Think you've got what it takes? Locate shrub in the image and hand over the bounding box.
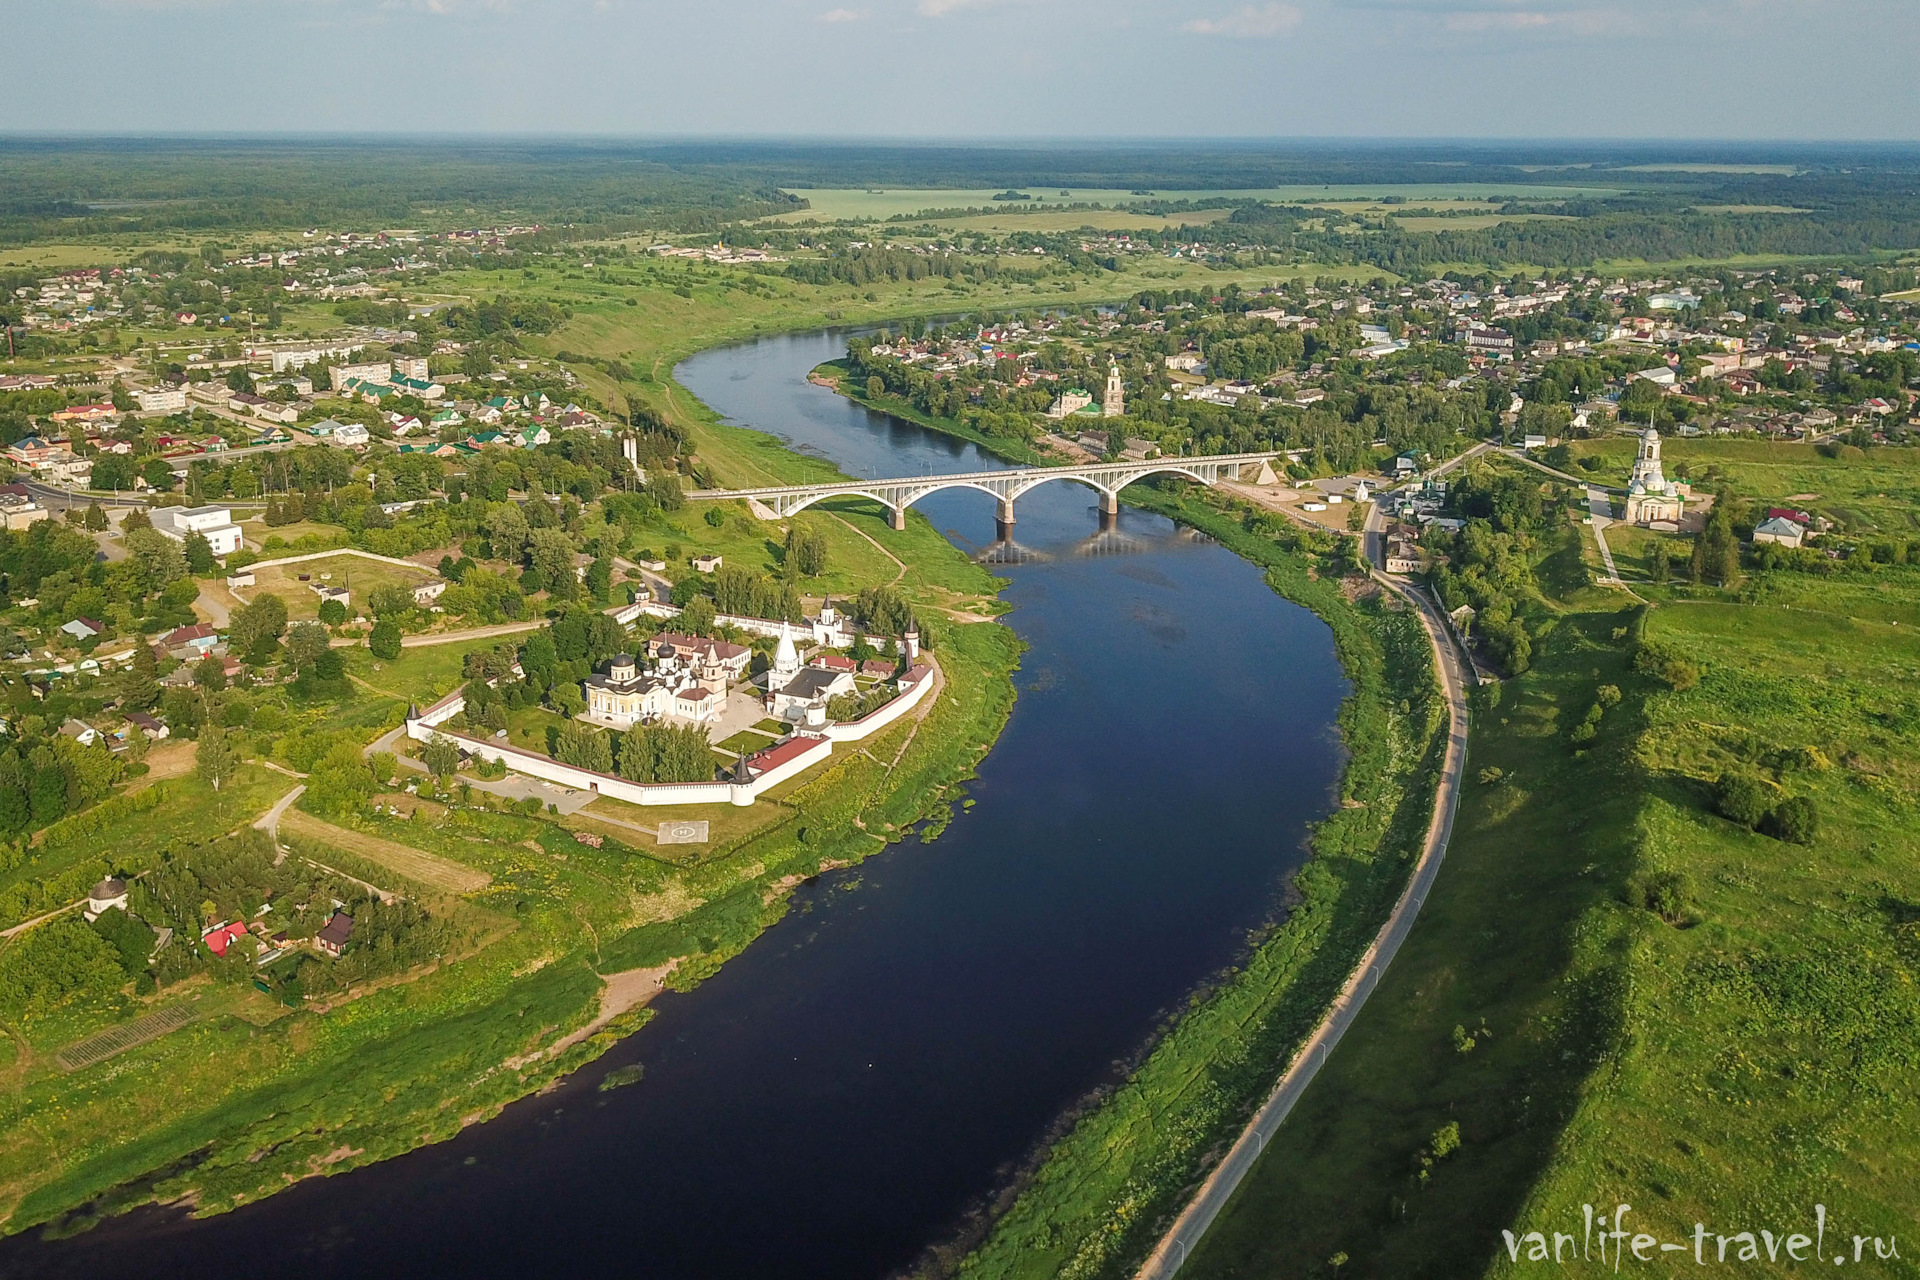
[1763,795,1818,845]
[1429,1121,1461,1159]
[1715,774,1770,829]
[318,598,348,626]
[1628,869,1691,923]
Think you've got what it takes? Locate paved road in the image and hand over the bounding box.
[1586,485,1624,583]
[1135,512,1475,1280]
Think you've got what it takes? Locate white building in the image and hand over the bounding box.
[331,422,371,446]
[151,505,245,556]
[329,361,392,392]
[269,343,363,373]
[135,387,187,414]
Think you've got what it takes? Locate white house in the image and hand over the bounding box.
[151,505,245,556]
[331,422,371,447]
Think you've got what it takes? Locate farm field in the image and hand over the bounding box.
[766,184,1626,223]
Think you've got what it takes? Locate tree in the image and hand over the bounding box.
[422,734,461,778]
[485,503,530,562]
[368,618,402,660]
[196,720,236,791]
[29,765,66,824]
[0,749,29,833]
[785,524,828,577]
[285,620,331,672]
[1715,774,1769,829]
[318,598,348,626]
[124,528,188,593]
[680,596,717,636]
[1648,539,1671,584]
[182,531,218,576]
[82,502,108,532]
[140,457,178,491]
[1764,795,1818,845]
[125,644,160,710]
[368,584,413,618]
[230,593,288,659]
[528,528,577,601]
[194,654,227,691]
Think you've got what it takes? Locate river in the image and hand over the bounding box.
[2,328,1348,1279]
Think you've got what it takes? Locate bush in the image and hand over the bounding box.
[1628,869,1691,923]
[1763,795,1818,845]
[318,599,348,626]
[368,618,403,661]
[1715,774,1770,829]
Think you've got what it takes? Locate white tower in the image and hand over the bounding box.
[1102,362,1125,418]
[773,624,800,680]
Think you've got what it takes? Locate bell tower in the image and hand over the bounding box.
[1102,362,1124,418]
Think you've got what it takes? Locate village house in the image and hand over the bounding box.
[314,911,354,958]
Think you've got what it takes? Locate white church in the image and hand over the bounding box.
[1622,427,1690,527]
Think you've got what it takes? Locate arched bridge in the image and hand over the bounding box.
[688,451,1284,531]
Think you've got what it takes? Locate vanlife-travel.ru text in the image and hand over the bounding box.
[1502,1205,1901,1268]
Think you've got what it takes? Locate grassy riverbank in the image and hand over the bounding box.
[952,484,1449,1280]
[811,359,1050,467]
[1178,538,1920,1277]
[0,297,1028,1237]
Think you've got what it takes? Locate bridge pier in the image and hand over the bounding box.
[1098,508,1119,532]
[995,497,1017,528]
[1098,490,1120,517]
[888,506,907,532]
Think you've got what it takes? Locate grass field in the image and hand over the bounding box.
[277,809,492,894]
[1566,437,1920,535]
[244,551,435,622]
[1177,539,1920,1278]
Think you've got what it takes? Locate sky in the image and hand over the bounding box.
[7,0,1919,140]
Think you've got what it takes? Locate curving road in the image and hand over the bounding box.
[1135,492,1474,1280]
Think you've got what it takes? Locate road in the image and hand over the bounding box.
[1135,501,1476,1280]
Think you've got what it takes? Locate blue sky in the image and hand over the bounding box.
[9,0,1918,139]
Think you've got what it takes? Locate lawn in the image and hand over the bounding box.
[1178,551,1920,1278]
[244,551,436,622]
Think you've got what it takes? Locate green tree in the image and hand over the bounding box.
[680,596,717,636]
[230,593,288,660]
[285,620,330,672]
[1715,774,1769,828]
[318,598,348,626]
[368,618,402,660]
[368,584,413,618]
[196,720,236,791]
[785,524,829,577]
[1764,795,1818,845]
[125,644,160,710]
[422,734,461,778]
[29,766,67,824]
[82,502,108,532]
[194,654,227,691]
[124,527,188,593]
[0,749,29,833]
[182,531,218,576]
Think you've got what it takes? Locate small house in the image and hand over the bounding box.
[61,617,104,642]
[314,911,355,958]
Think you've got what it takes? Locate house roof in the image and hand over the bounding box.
[164,623,217,645]
[316,911,355,948]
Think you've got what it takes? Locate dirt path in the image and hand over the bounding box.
[254,784,306,838]
[829,512,911,586]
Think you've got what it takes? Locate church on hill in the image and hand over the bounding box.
[1623,427,1690,527]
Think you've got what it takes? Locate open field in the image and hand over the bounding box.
[277,809,492,894]
[243,551,436,621]
[766,184,1626,223]
[1564,438,1920,534]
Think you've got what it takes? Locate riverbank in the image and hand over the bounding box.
[1174,550,1920,1278]
[951,485,1450,1280]
[810,359,1050,468]
[0,375,1025,1244]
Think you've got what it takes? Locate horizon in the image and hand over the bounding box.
[14,0,1920,141]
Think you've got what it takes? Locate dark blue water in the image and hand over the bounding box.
[1,329,1347,1280]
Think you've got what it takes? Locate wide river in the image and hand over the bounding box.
[5,329,1347,1279]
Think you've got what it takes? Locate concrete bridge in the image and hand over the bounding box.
[688,451,1284,533]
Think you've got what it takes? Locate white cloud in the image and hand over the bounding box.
[816,6,863,18]
[1182,2,1302,35]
